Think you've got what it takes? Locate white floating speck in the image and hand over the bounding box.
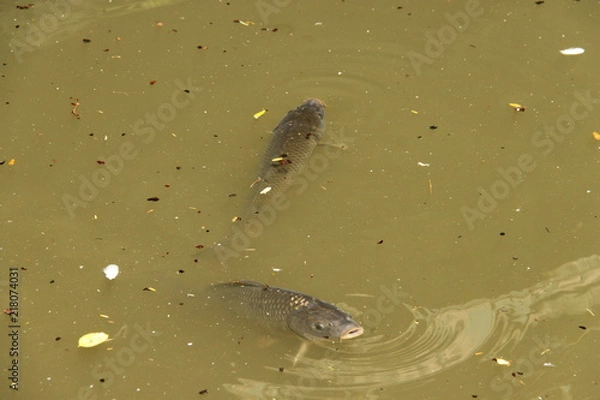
[259,187,272,195]
[272,268,282,272]
[417,162,430,167]
[559,47,585,55]
[103,264,119,280]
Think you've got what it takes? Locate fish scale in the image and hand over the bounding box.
[223,282,313,330]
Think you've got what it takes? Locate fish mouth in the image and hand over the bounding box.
[340,326,364,340]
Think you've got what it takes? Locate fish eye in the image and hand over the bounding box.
[314,322,325,330]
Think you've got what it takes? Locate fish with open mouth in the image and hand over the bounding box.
[211,280,364,341]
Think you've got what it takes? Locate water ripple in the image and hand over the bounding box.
[224,255,600,399]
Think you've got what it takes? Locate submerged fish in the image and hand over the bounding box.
[214,99,326,262]
[211,280,364,341]
[243,98,326,220]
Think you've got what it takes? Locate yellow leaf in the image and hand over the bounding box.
[508,103,525,112]
[253,109,268,119]
[78,332,109,348]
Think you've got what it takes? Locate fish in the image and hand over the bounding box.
[242,98,326,221]
[210,280,364,341]
[213,99,326,263]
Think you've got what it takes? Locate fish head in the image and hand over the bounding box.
[294,98,326,140]
[287,300,364,341]
[301,98,326,118]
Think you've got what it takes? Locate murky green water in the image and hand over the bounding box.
[1,1,599,399]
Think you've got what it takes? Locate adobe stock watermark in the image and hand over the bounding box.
[408,0,484,76]
[77,322,161,400]
[461,89,599,230]
[490,334,564,399]
[61,77,200,218]
[360,281,409,331]
[255,0,291,24]
[212,127,355,265]
[9,0,85,64]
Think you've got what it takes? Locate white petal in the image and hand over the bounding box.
[103,264,119,280]
[559,47,585,55]
[78,332,109,348]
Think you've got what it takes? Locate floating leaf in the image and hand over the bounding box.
[78,332,109,348]
[253,109,268,119]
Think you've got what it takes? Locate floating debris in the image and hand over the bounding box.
[78,332,110,348]
[559,47,584,56]
[103,264,119,280]
[253,109,268,119]
[508,103,526,112]
[70,97,81,119]
[233,19,254,26]
[492,357,511,366]
[586,308,596,316]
